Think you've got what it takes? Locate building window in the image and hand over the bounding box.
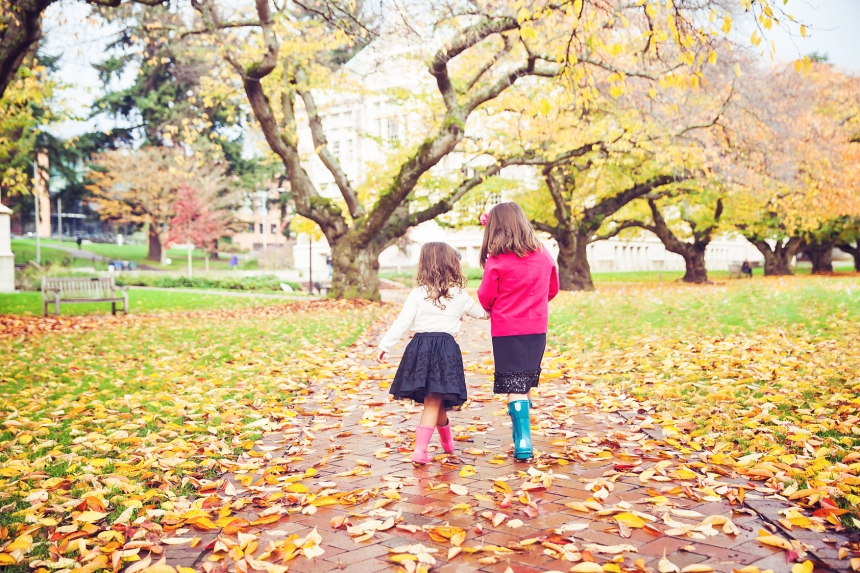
[332,140,340,160]
[259,223,264,234]
[387,119,399,142]
[488,192,502,205]
[271,224,277,235]
[344,139,353,162]
[248,222,255,233]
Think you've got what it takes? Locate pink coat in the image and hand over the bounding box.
[477,247,559,337]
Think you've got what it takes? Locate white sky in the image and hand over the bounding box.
[42,0,860,140]
[740,0,860,71]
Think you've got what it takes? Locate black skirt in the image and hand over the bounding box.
[492,333,546,394]
[390,332,467,409]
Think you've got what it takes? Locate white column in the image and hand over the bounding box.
[0,203,14,292]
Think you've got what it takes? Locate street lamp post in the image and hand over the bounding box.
[32,160,40,265]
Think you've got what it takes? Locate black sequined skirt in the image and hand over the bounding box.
[390,332,467,409]
[492,333,546,394]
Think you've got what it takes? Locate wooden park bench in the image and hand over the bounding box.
[42,276,129,317]
[728,263,742,279]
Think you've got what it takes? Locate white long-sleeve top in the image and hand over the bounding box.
[378,287,488,353]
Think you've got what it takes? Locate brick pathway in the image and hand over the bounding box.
[165,314,851,573]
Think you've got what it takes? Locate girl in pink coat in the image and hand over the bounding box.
[477,202,559,461]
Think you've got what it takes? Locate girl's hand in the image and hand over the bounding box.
[376,350,386,363]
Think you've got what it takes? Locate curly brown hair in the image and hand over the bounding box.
[480,202,541,267]
[416,242,467,309]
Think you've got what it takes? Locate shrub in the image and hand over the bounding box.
[114,275,300,292]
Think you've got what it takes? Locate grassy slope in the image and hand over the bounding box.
[0,289,295,316]
[11,240,105,269]
[12,239,256,271]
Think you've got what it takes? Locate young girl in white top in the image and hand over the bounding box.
[377,242,488,465]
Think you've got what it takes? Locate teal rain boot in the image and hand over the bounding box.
[508,400,533,461]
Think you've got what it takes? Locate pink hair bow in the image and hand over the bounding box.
[480,212,489,227]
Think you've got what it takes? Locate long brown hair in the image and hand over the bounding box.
[416,242,467,309]
[480,202,541,267]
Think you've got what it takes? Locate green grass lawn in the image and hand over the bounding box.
[11,240,107,269]
[548,275,860,345]
[13,238,256,271]
[0,289,298,316]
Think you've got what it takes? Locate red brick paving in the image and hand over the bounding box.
[162,313,851,573]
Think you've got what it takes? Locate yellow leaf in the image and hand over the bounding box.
[570,563,604,573]
[757,535,793,551]
[75,511,108,523]
[6,535,32,552]
[791,561,813,573]
[615,512,645,528]
[285,483,309,493]
[493,481,512,494]
[538,99,551,115]
[459,465,476,478]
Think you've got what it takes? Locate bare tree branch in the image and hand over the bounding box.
[466,58,560,113]
[533,220,558,234]
[590,220,644,242]
[463,35,513,93]
[429,16,519,111]
[294,67,363,218]
[178,20,261,39]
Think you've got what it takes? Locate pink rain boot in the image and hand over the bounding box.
[412,425,435,465]
[436,421,455,453]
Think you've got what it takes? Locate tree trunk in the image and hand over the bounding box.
[556,229,594,291]
[330,241,382,300]
[680,247,709,283]
[837,244,860,272]
[146,223,164,263]
[750,238,800,276]
[805,242,834,274]
[0,0,55,99]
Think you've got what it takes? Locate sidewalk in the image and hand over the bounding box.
[161,315,847,573]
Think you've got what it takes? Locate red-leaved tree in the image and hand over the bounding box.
[166,185,229,252]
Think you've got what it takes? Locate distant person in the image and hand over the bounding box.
[326,255,333,279]
[76,236,82,250]
[229,255,239,269]
[741,260,752,278]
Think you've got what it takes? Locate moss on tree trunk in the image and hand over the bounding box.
[330,243,381,300]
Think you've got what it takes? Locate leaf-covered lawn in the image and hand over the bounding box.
[0,290,297,317]
[548,276,860,526]
[0,300,384,570]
